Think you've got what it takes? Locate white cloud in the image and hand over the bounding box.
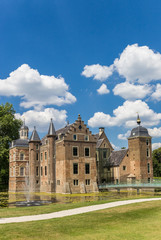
[15,108,67,132]
[113,82,152,100]
[97,84,110,95]
[0,64,76,109]
[152,143,161,150]
[81,64,113,81]
[118,130,131,140]
[148,127,161,138]
[88,100,161,128]
[151,84,161,101]
[114,44,161,84]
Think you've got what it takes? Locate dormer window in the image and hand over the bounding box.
[73,134,77,141]
[84,135,89,141]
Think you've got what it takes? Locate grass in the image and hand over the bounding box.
[0,200,161,239]
[0,191,159,218]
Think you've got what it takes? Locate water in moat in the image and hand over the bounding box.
[0,190,161,208]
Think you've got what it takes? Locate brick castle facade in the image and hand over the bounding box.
[9,114,153,193]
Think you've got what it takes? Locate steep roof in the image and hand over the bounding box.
[56,124,72,135]
[108,149,128,167]
[96,138,104,148]
[48,119,56,136]
[29,127,40,142]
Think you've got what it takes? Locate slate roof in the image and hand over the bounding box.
[56,124,72,135]
[11,139,29,148]
[129,125,151,138]
[48,119,56,136]
[96,138,104,148]
[30,128,40,142]
[107,149,128,167]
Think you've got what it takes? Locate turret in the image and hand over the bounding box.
[29,126,41,192]
[47,119,56,192]
[19,120,29,140]
[128,115,153,183]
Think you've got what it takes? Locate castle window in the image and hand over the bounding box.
[41,167,43,176]
[73,179,79,185]
[85,163,90,174]
[20,167,24,176]
[73,163,78,174]
[147,163,150,173]
[20,153,24,160]
[36,153,39,161]
[73,147,78,156]
[36,167,39,176]
[148,178,151,183]
[73,134,77,141]
[103,150,107,159]
[85,179,90,185]
[24,132,27,136]
[84,135,89,141]
[146,139,149,146]
[36,144,39,150]
[36,180,39,184]
[45,166,47,175]
[147,148,150,157]
[40,153,43,161]
[45,152,47,160]
[85,147,90,157]
[123,166,126,171]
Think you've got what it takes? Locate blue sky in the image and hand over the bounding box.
[1,0,161,149]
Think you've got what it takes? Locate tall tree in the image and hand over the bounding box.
[0,103,22,187]
[152,147,161,177]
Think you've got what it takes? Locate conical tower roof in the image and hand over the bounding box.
[48,118,56,136]
[29,127,40,142]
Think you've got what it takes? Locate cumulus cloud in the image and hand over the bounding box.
[97,84,110,95]
[81,64,113,81]
[0,64,76,109]
[113,82,152,100]
[151,84,161,101]
[15,108,67,132]
[114,44,161,84]
[118,130,131,140]
[148,127,161,138]
[88,100,161,128]
[152,143,161,150]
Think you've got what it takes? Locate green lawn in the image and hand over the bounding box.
[0,200,161,240]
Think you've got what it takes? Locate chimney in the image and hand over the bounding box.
[99,127,104,136]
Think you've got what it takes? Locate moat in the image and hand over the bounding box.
[0,190,161,208]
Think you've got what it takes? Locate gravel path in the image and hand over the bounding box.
[0,198,161,224]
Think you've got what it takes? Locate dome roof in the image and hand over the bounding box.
[129,125,151,138]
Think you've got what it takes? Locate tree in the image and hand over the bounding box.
[0,103,22,188]
[152,147,161,177]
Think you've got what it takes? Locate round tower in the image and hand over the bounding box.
[29,126,41,192]
[47,118,56,192]
[128,115,153,183]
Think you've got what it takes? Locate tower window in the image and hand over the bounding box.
[85,179,90,185]
[41,167,43,176]
[85,163,90,174]
[146,139,149,146]
[147,163,150,173]
[147,148,150,157]
[36,167,39,176]
[45,166,47,175]
[40,153,43,161]
[103,150,107,159]
[73,163,78,174]
[45,152,47,160]
[20,167,24,176]
[36,153,39,161]
[36,144,39,150]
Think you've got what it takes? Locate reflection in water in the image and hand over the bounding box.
[0,190,160,208]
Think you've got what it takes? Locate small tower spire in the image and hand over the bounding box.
[137,113,141,126]
[48,118,56,136]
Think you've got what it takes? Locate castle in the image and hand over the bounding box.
[9,114,153,193]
